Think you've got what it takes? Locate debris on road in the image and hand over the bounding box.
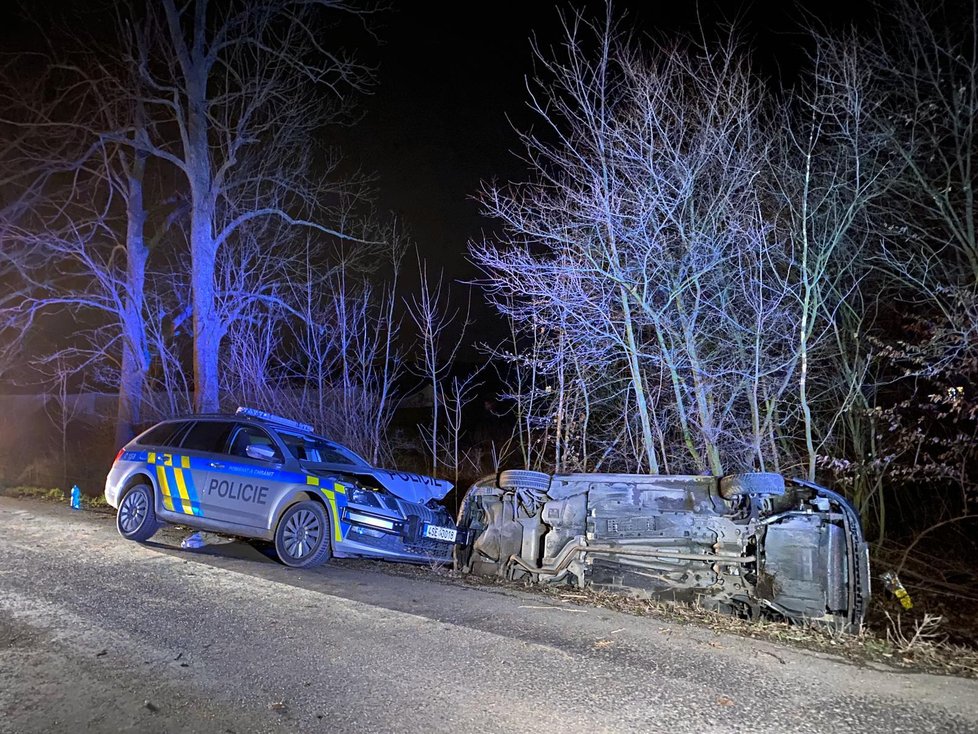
[180,532,207,549]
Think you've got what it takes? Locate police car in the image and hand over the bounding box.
[105,407,462,568]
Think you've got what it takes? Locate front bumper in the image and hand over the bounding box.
[336,503,464,563]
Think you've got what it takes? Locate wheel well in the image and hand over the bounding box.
[273,490,329,527]
[123,473,154,496]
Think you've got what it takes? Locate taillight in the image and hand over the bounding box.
[112,449,125,465]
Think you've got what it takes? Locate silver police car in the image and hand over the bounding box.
[105,407,462,568]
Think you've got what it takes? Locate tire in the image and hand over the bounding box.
[274,500,332,569]
[497,469,552,493]
[116,483,160,542]
[719,472,786,499]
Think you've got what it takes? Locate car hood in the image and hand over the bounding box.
[309,464,453,505]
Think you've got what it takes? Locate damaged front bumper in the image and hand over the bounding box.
[335,500,465,564]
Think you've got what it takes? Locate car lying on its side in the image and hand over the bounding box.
[105,407,462,568]
[455,470,871,630]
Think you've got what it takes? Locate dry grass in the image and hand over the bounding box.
[0,485,66,502]
[85,493,110,508]
[0,484,113,509]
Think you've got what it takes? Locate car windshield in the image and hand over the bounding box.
[277,432,368,467]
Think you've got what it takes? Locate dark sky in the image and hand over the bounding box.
[0,0,872,375]
[0,0,871,280]
[350,0,869,282]
[0,0,869,285]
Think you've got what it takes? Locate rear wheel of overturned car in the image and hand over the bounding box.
[116,483,160,542]
[274,500,332,569]
[719,472,786,499]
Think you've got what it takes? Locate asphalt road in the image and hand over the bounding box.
[1,496,977,734]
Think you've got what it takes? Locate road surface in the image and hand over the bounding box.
[1,496,976,733]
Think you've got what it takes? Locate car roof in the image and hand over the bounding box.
[143,412,371,466]
[156,409,325,438]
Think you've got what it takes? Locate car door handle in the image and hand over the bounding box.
[209,462,226,470]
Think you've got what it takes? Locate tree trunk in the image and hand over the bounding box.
[190,215,220,412]
[115,148,150,447]
[116,338,148,446]
[186,59,221,413]
[618,287,660,473]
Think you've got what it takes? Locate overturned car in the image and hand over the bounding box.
[456,470,871,630]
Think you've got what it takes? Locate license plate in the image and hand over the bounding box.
[423,524,457,543]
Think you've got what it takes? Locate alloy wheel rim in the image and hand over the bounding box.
[283,509,322,559]
[119,490,148,533]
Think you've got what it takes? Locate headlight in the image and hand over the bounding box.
[350,486,382,507]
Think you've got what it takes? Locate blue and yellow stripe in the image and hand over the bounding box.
[306,476,348,543]
[126,449,350,538]
[148,452,203,517]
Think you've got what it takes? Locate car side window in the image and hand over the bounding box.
[278,432,366,466]
[279,433,310,460]
[179,421,234,453]
[135,422,184,448]
[226,424,283,462]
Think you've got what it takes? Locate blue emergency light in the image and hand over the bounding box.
[235,406,315,434]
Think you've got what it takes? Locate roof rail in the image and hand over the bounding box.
[235,406,315,434]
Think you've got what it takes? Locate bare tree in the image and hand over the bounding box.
[875,0,978,287]
[858,0,978,518]
[474,11,803,476]
[0,23,170,446]
[770,26,891,482]
[442,368,484,488]
[406,260,468,475]
[219,217,406,462]
[40,355,87,490]
[128,0,376,411]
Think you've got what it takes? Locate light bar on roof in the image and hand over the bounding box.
[235,406,315,434]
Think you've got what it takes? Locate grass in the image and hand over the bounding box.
[0,484,110,509]
[0,485,66,502]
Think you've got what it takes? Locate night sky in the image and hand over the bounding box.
[0,0,870,283]
[350,0,868,282]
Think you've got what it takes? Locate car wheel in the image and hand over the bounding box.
[274,500,332,569]
[498,469,551,493]
[116,483,160,542]
[719,472,786,499]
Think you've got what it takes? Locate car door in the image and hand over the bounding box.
[206,423,288,528]
[169,420,235,520]
[138,421,194,518]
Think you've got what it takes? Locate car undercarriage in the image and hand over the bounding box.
[455,471,871,631]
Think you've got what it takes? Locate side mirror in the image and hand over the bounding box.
[245,444,277,462]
